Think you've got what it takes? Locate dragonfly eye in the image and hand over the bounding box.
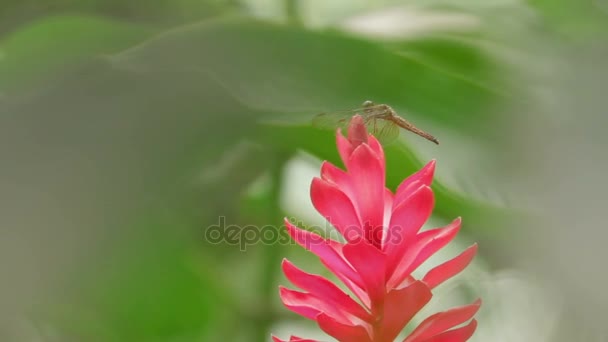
[362,100,374,108]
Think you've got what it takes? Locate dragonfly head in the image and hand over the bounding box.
[362,100,375,108]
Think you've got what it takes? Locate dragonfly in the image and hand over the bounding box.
[312,100,439,145]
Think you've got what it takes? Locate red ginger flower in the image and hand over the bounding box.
[273,115,480,342]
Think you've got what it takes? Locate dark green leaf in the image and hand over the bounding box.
[110,17,509,140]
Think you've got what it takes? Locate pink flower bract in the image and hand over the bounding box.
[274,115,480,342]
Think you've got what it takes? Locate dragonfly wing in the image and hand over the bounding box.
[312,111,353,130]
[311,104,389,130]
[365,118,399,145]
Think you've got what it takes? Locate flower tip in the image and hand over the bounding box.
[281,258,300,276]
[473,298,482,307]
[351,114,365,125]
[283,217,294,227]
[466,243,479,258]
[319,161,338,180]
[282,219,300,239]
[347,115,368,147]
[424,159,437,177]
[309,176,323,189]
[437,217,462,237]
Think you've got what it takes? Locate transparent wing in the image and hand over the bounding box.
[365,118,399,145]
[311,111,354,130]
[311,104,388,130]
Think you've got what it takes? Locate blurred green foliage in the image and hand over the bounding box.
[0,0,238,34]
[0,15,154,91]
[0,0,605,341]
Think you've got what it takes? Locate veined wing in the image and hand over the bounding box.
[364,117,399,145]
[313,111,399,145]
[311,104,388,130]
[312,110,354,131]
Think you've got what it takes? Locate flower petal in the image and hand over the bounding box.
[336,129,354,167]
[310,178,363,242]
[279,287,352,323]
[347,114,368,147]
[284,219,362,288]
[317,313,372,342]
[343,240,386,307]
[407,218,462,276]
[366,135,385,167]
[394,160,435,208]
[333,268,371,310]
[379,281,432,342]
[423,244,477,289]
[282,259,371,321]
[417,319,478,342]
[384,185,434,277]
[346,143,385,247]
[383,188,394,237]
[278,287,323,320]
[320,161,351,191]
[403,299,481,342]
[388,218,461,289]
[322,240,370,306]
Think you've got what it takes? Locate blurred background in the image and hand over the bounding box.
[0,0,607,341]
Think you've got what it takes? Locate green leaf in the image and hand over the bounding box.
[110,16,509,140]
[388,34,507,93]
[0,15,154,92]
[33,215,227,341]
[526,0,608,38]
[1,60,267,340]
[105,16,528,240]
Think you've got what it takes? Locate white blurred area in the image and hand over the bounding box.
[515,46,608,341]
[243,0,529,29]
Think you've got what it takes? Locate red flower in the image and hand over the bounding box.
[273,115,480,342]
